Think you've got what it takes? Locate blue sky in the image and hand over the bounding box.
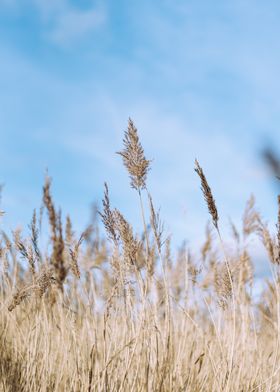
[1,0,280,258]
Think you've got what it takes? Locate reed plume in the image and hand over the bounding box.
[113,209,139,266]
[99,182,119,245]
[43,177,66,290]
[117,118,151,191]
[148,193,165,253]
[194,159,219,229]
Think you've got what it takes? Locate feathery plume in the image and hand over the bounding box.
[69,232,85,279]
[148,193,165,252]
[43,177,66,289]
[117,118,151,191]
[257,218,276,264]
[195,160,219,229]
[114,209,139,265]
[29,209,41,264]
[99,182,119,245]
[242,195,259,239]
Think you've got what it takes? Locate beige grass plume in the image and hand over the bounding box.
[43,177,66,289]
[195,159,219,229]
[148,193,165,253]
[99,182,119,245]
[113,209,139,265]
[8,267,56,311]
[117,118,151,191]
[68,232,85,279]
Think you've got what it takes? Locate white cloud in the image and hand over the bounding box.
[0,0,106,47]
[47,7,105,47]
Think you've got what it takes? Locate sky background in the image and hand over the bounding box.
[1,0,280,272]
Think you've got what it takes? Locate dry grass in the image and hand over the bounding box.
[1,119,280,391]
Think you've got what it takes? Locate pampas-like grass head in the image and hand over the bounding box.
[195,159,219,229]
[117,118,151,191]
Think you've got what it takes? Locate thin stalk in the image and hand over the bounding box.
[138,189,150,259]
[216,227,236,392]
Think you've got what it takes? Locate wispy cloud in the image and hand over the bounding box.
[46,7,106,47]
[0,0,106,47]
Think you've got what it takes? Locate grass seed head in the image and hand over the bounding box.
[195,160,219,229]
[114,209,139,266]
[117,118,151,191]
[99,182,119,245]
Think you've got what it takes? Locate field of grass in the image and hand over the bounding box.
[1,119,280,391]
